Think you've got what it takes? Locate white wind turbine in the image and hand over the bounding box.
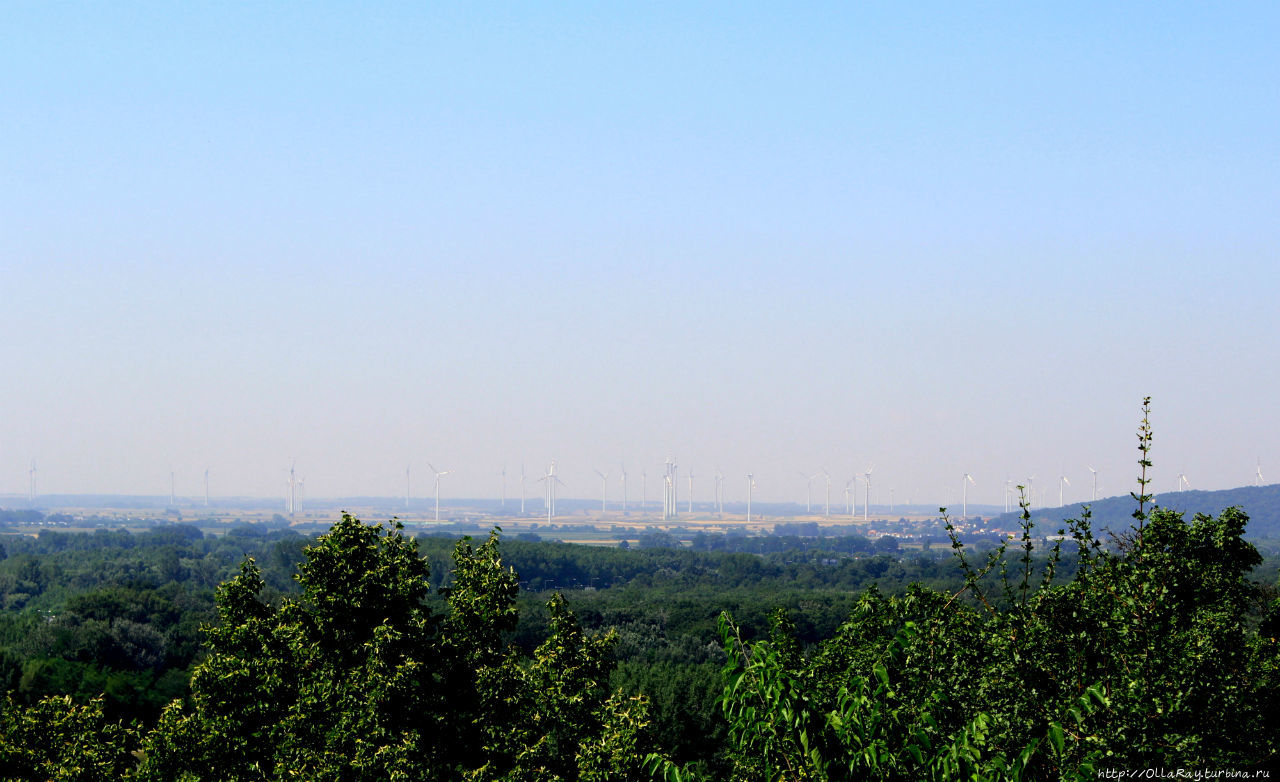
[821,468,832,518]
[843,478,854,516]
[594,468,610,513]
[620,466,628,514]
[799,471,819,514]
[715,469,724,515]
[520,464,527,515]
[429,463,452,521]
[1177,472,1190,492]
[746,473,756,522]
[687,469,694,514]
[962,473,976,519]
[1059,473,1070,507]
[1088,466,1098,501]
[538,461,565,522]
[286,461,298,515]
[1256,458,1263,487]
[863,466,874,521]
[293,473,304,517]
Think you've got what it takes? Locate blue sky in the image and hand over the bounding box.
[2,3,1277,506]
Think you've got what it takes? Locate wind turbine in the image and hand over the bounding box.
[538,460,565,522]
[594,468,610,513]
[821,468,832,518]
[287,461,298,515]
[863,466,874,521]
[1088,466,1098,501]
[746,473,756,522]
[1059,473,1070,507]
[663,458,678,520]
[687,469,694,514]
[520,464,527,515]
[1004,479,1012,513]
[962,473,975,519]
[428,463,452,522]
[1026,475,1036,510]
[28,460,36,503]
[799,471,819,514]
[1256,458,1263,487]
[1177,472,1190,492]
[620,465,628,513]
[843,479,854,516]
[714,469,724,515]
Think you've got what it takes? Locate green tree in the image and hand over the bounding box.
[137,514,663,781]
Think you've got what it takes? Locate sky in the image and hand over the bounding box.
[2,2,1278,508]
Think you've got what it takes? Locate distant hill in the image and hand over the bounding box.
[989,484,1280,541]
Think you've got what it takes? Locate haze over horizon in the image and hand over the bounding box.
[3,4,1277,507]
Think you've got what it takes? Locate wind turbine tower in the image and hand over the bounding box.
[821,468,831,518]
[620,466,628,514]
[746,473,755,522]
[687,469,694,514]
[1177,473,1190,492]
[962,473,975,519]
[429,463,452,522]
[28,461,36,504]
[800,471,817,514]
[538,461,564,522]
[1059,473,1070,507]
[715,470,724,515]
[863,466,874,521]
[662,458,677,520]
[1088,466,1097,501]
[1257,459,1264,487]
[595,468,610,513]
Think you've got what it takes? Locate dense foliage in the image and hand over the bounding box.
[706,506,1280,779]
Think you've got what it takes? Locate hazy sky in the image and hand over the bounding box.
[3,3,1277,507]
